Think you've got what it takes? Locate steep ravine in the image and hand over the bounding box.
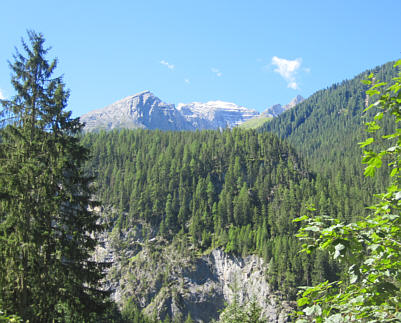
[93,213,294,322]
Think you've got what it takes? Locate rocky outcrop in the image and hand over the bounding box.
[94,217,294,322]
[180,249,293,322]
[262,104,286,117]
[262,95,304,118]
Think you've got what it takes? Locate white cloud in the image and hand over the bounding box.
[160,60,175,70]
[271,56,302,89]
[0,89,5,100]
[184,79,190,84]
[211,68,222,77]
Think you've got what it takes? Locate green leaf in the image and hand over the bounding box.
[366,89,380,96]
[370,82,387,90]
[293,215,309,222]
[359,137,374,148]
[366,122,381,132]
[297,297,310,307]
[374,112,384,120]
[364,165,376,177]
[390,168,398,177]
[372,156,382,168]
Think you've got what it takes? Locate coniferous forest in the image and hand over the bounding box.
[1,31,401,322]
[262,61,398,199]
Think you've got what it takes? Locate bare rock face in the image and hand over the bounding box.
[262,95,304,118]
[180,249,294,322]
[94,217,294,323]
[285,95,305,110]
[262,104,286,117]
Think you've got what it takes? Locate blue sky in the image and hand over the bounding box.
[0,0,400,117]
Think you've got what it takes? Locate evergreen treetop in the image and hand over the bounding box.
[0,31,109,322]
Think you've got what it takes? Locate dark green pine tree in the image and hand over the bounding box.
[0,31,109,322]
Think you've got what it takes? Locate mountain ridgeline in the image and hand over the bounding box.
[80,91,260,132]
[80,91,304,132]
[262,95,304,118]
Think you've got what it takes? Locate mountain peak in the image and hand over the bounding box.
[134,90,154,97]
[287,95,304,109]
[262,95,305,117]
[123,90,154,100]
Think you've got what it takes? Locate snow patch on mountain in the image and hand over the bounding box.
[176,101,259,129]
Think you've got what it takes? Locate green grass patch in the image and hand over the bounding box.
[238,116,272,129]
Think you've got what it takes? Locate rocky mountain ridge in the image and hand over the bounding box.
[81,91,302,132]
[81,91,193,132]
[262,95,304,118]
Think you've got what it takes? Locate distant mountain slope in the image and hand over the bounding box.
[261,61,399,193]
[238,95,304,129]
[262,95,304,118]
[238,115,272,129]
[80,91,259,132]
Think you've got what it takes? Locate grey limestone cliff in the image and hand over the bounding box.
[94,215,293,323]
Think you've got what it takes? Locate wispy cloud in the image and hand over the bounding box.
[271,56,302,90]
[160,60,175,70]
[184,79,190,84]
[211,68,222,77]
[0,89,5,100]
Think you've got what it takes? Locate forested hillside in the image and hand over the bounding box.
[78,62,401,321]
[82,129,368,305]
[262,61,398,197]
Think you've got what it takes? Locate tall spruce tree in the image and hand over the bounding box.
[0,31,108,322]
